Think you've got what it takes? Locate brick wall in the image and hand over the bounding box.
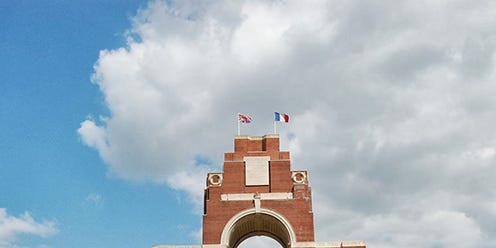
[202,135,315,244]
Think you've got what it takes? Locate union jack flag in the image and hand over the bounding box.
[238,113,252,123]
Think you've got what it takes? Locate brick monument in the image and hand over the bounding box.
[153,134,366,248]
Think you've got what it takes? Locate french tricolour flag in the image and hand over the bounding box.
[274,112,289,123]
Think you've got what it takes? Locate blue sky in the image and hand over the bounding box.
[3,1,496,248]
[1,1,199,247]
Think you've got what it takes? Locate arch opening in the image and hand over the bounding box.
[221,209,295,248]
[237,236,283,248]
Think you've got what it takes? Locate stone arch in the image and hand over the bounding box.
[220,208,296,248]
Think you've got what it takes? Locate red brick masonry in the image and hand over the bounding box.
[203,135,314,244]
[199,134,365,248]
[152,134,365,248]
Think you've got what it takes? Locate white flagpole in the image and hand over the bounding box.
[237,113,240,135]
[274,121,277,134]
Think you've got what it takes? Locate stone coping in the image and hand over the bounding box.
[220,192,293,201]
[235,134,279,139]
[152,241,366,248]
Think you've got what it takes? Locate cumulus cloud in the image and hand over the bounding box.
[0,208,57,248]
[79,0,496,247]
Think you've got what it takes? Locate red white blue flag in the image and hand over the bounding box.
[274,112,289,123]
[238,113,252,123]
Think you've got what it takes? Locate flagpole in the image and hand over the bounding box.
[274,121,277,134]
[237,113,240,135]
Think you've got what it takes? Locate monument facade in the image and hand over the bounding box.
[154,134,366,248]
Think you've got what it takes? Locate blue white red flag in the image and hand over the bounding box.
[274,112,289,123]
[238,113,252,123]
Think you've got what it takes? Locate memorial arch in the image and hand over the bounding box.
[153,134,366,248]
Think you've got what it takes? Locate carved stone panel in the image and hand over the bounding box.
[244,156,270,186]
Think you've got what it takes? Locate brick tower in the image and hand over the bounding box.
[153,134,366,248]
[203,134,314,247]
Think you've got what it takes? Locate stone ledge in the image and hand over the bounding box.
[292,241,366,248]
[292,241,341,247]
[235,134,279,140]
[221,192,293,201]
[153,241,366,248]
[342,241,367,247]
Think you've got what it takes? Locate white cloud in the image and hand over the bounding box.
[85,193,103,207]
[357,210,483,248]
[0,209,57,248]
[79,0,496,247]
[166,165,211,212]
[78,119,108,153]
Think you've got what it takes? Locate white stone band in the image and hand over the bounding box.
[220,192,293,201]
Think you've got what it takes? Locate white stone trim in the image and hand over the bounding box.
[261,192,293,200]
[220,193,293,201]
[292,242,341,248]
[254,198,261,212]
[208,173,223,186]
[292,171,307,184]
[235,134,279,140]
[291,241,366,248]
[152,241,366,248]
[202,245,225,248]
[342,241,366,247]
